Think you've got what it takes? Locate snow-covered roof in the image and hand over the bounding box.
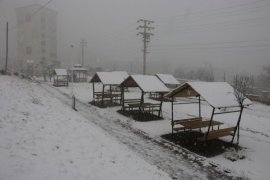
[90,71,129,85]
[70,67,88,71]
[166,82,252,108]
[121,75,169,93]
[155,73,180,85]
[55,69,68,76]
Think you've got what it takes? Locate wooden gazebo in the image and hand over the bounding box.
[89,71,129,106]
[155,73,180,88]
[53,69,69,87]
[165,82,252,144]
[120,75,169,120]
[69,64,88,82]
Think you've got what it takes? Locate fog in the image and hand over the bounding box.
[1,0,270,80]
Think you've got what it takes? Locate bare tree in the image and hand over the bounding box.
[260,64,270,87]
[174,65,214,81]
[233,75,253,107]
[232,75,253,145]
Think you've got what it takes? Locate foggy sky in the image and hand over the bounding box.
[0,0,270,79]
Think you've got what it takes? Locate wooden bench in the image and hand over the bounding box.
[122,99,141,111]
[53,79,68,87]
[94,92,121,104]
[141,103,162,116]
[197,127,235,141]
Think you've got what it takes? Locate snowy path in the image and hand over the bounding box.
[41,83,235,179]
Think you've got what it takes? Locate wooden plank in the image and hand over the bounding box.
[173,118,201,125]
[197,127,235,141]
[173,127,185,131]
[179,120,223,129]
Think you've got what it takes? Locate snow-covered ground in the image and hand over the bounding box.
[55,80,270,180]
[0,76,171,180]
[1,76,270,180]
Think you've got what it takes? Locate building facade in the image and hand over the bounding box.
[16,4,58,76]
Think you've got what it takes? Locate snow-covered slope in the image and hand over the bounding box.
[57,80,270,180]
[0,76,170,180]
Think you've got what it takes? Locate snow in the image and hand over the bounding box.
[2,75,270,180]
[55,69,68,76]
[91,71,129,85]
[55,80,270,180]
[167,82,252,108]
[71,67,88,71]
[129,75,169,92]
[155,74,180,85]
[0,76,170,180]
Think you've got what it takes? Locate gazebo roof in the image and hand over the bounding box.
[54,69,68,76]
[166,82,252,108]
[121,75,169,93]
[90,71,129,85]
[155,73,180,85]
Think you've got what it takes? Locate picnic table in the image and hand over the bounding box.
[128,102,152,111]
[127,102,161,116]
[94,92,121,104]
[178,120,223,131]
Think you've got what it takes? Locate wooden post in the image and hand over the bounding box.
[206,107,215,140]
[121,85,125,110]
[231,106,244,144]
[5,22,8,74]
[171,97,174,135]
[92,82,95,100]
[140,91,144,111]
[101,85,105,105]
[158,93,163,117]
[198,95,201,119]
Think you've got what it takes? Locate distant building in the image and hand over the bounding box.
[16,4,58,75]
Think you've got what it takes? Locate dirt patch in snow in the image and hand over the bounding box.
[89,101,121,108]
[117,110,163,122]
[161,131,239,157]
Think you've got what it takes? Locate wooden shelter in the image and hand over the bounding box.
[151,73,180,100]
[120,75,169,119]
[165,82,252,144]
[155,73,180,88]
[53,69,69,87]
[69,64,88,82]
[89,71,129,106]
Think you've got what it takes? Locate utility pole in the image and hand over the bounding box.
[80,38,87,66]
[5,22,8,74]
[137,19,154,75]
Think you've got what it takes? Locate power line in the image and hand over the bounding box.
[154,0,269,22]
[150,43,270,51]
[152,39,270,48]
[156,15,270,31]
[31,0,53,16]
[0,0,53,32]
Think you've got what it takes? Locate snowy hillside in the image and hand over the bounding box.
[0,76,170,180]
[55,79,270,180]
[1,75,270,180]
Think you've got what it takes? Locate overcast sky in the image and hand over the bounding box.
[1,0,270,78]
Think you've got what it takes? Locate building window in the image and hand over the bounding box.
[41,41,46,46]
[41,33,46,38]
[25,14,31,22]
[42,48,46,54]
[26,47,32,55]
[50,53,57,58]
[41,16,46,23]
